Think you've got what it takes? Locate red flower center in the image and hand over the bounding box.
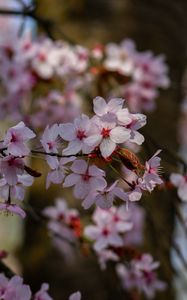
[38,52,47,62]
[82,172,91,181]
[102,227,110,236]
[101,127,110,138]
[10,133,18,143]
[76,130,86,140]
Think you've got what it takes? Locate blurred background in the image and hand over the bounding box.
[1,0,187,299]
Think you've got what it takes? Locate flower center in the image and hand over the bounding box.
[38,52,47,62]
[101,127,110,138]
[10,133,18,143]
[82,171,91,181]
[102,227,110,236]
[47,141,55,150]
[113,215,120,222]
[76,130,86,140]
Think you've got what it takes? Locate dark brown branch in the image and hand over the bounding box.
[0,261,15,277]
[0,5,75,42]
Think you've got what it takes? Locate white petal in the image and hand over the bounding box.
[71,159,88,174]
[84,134,102,147]
[63,174,80,187]
[110,127,130,143]
[178,184,187,201]
[100,138,116,158]
[93,96,107,116]
[63,140,82,155]
[130,130,144,145]
[59,123,76,141]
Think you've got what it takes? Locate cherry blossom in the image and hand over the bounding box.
[43,198,81,259]
[133,52,170,89]
[84,206,132,252]
[0,274,31,300]
[85,116,131,158]
[116,254,166,299]
[93,96,131,124]
[69,291,81,300]
[63,159,107,200]
[0,174,34,201]
[3,121,36,157]
[116,150,163,204]
[82,180,121,209]
[141,150,163,192]
[59,114,95,155]
[31,39,60,79]
[34,283,53,300]
[46,157,75,188]
[0,272,82,300]
[104,39,136,75]
[0,156,24,186]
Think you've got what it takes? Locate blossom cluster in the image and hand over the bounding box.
[84,204,144,269]
[116,254,166,299]
[0,97,163,219]
[40,97,163,210]
[43,198,165,298]
[104,40,170,112]
[0,34,169,128]
[0,272,81,300]
[43,198,82,258]
[0,14,172,300]
[0,121,36,217]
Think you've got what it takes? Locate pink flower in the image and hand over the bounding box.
[0,203,26,218]
[82,180,121,209]
[43,198,79,223]
[69,291,81,300]
[85,116,130,158]
[116,254,166,299]
[3,122,35,157]
[0,174,34,201]
[0,156,24,185]
[117,150,163,203]
[43,198,80,256]
[123,82,158,113]
[0,273,8,297]
[84,206,132,252]
[59,114,95,155]
[85,220,124,252]
[104,39,136,75]
[34,283,53,300]
[170,173,187,201]
[63,159,107,200]
[133,52,170,89]
[0,274,31,300]
[31,39,60,79]
[93,96,131,124]
[46,157,75,188]
[141,150,163,192]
